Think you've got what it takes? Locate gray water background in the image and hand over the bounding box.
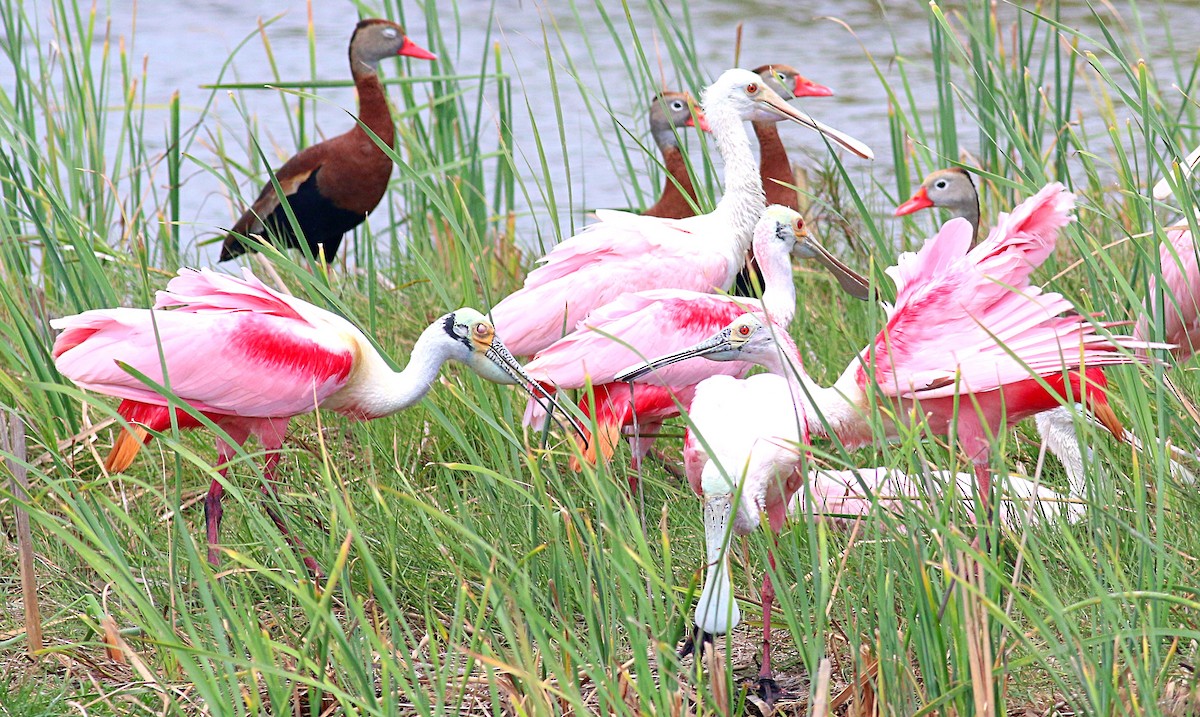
[6,1,1199,264]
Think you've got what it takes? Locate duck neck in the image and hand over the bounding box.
[350,64,395,148]
[960,200,981,247]
[753,121,797,210]
[653,144,699,216]
[707,102,765,258]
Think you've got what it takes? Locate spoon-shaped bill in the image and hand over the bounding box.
[613,326,738,383]
[756,92,874,160]
[473,334,589,445]
[792,230,872,300]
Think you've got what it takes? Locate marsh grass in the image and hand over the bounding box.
[2,0,1200,715]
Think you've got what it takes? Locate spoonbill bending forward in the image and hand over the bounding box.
[616,184,1156,700]
[489,67,872,356]
[52,269,580,576]
[523,205,867,478]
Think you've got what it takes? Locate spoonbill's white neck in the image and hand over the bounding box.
[705,98,766,260]
[756,339,865,445]
[337,322,455,419]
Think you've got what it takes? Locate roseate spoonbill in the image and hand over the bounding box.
[1137,143,1200,360]
[51,269,580,575]
[643,91,707,220]
[735,63,835,296]
[619,184,1156,515]
[895,167,981,248]
[894,168,1112,487]
[219,19,436,263]
[678,314,812,704]
[625,210,1152,696]
[523,205,866,478]
[489,67,873,357]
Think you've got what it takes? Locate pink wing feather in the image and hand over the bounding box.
[490,212,737,355]
[866,183,1150,398]
[1138,225,1200,360]
[524,290,763,388]
[52,270,355,418]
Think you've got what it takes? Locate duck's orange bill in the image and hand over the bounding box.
[895,186,933,216]
[686,110,712,132]
[794,76,833,98]
[399,36,438,61]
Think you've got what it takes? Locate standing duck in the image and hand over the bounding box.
[490,68,872,357]
[737,63,833,295]
[642,91,707,219]
[219,19,436,263]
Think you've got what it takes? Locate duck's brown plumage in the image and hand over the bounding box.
[643,91,703,220]
[219,19,435,263]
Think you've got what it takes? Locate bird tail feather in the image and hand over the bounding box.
[105,426,149,473]
[568,420,621,472]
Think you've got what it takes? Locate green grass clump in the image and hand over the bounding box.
[2,0,1200,715]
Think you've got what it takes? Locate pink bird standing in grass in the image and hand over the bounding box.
[488,68,872,357]
[616,184,1156,703]
[1137,142,1200,360]
[521,205,867,480]
[51,269,581,576]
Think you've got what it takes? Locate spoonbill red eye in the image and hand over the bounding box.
[746,83,759,95]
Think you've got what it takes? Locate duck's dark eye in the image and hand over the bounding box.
[776,72,786,82]
[671,100,683,111]
[935,180,948,189]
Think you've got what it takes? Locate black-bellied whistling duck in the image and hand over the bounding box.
[219,19,436,263]
[894,167,981,247]
[643,91,707,219]
[734,64,833,295]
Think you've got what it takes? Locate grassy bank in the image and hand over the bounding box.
[2,0,1200,715]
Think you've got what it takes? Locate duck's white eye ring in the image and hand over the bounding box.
[671,100,684,111]
[382,27,398,39]
[935,179,948,189]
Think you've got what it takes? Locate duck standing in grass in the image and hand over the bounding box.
[219,19,436,263]
[489,67,872,357]
[51,269,581,576]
